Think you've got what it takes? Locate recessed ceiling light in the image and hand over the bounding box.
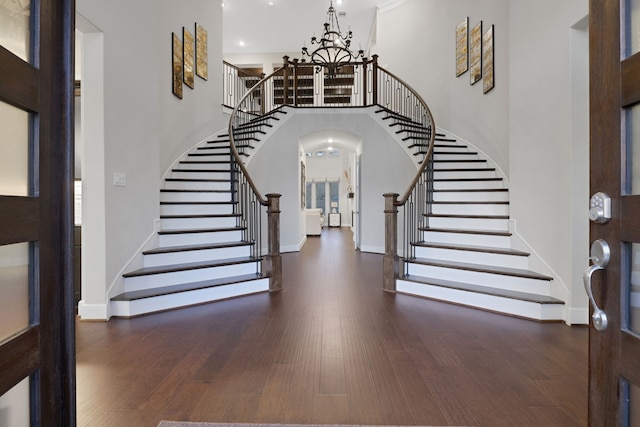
[268,1,274,5]
[239,40,245,47]
[336,0,343,4]
[221,1,226,6]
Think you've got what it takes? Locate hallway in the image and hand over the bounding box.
[76,228,588,426]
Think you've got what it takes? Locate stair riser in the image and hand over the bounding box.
[178,162,232,171]
[431,204,509,216]
[422,231,510,247]
[160,192,233,203]
[124,262,260,291]
[433,192,509,202]
[111,279,270,318]
[433,146,469,152]
[413,247,529,270]
[159,230,244,246]
[164,181,232,191]
[433,170,497,179]
[433,162,488,170]
[169,171,232,180]
[160,204,235,216]
[427,217,509,231]
[433,154,479,161]
[161,216,238,230]
[143,246,252,267]
[404,264,551,295]
[186,154,233,162]
[434,180,504,190]
[396,280,563,321]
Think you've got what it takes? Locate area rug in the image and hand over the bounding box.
[158,423,464,427]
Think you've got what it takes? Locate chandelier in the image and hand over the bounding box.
[301,0,364,77]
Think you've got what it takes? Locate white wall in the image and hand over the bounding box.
[508,0,589,323]
[248,109,416,253]
[76,0,224,319]
[374,0,511,176]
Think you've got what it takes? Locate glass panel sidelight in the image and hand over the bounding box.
[627,104,640,195]
[0,243,31,344]
[306,182,312,209]
[329,181,339,213]
[627,243,640,334]
[0,0,32,62]
[0,377,30,427]
[0,101,30,196]
[627,0,640,57]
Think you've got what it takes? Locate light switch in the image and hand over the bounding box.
[113,172,126,186]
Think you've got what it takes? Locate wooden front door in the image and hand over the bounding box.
[0,0,75,425]
[589,0,640,425]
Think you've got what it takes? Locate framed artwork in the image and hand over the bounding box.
[455,17,469,77]
[183,27,195,89]
[172,32,183,99]
[195,23,208,80]
[469,21,482,85]
[483,24,495,94]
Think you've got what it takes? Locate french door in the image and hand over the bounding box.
[0,0,75,425]
[589,0,640,425]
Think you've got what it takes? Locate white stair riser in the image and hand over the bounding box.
[413,246,529,270]
[433,170,497,179]
[178,162,231,171]
[161,216,238,230]
[431,203,509,216]
[433,162,488,170]
[169,171,231,180]
[427,217,509,231]
[186,155,231,162]
[396,280,563,321]
[160,191,233,203]
[404,264,551,295]
[159,230,244,246]
[434,180,504,190]
[422,231,510,247]
[433,144,468,151]
[164,181,231,191]
[433,153,479,161]
[143,245,252,267]
[160,203,235,216]
[433,191,509,202]
[111,279,269,317]
[124,262,260,291]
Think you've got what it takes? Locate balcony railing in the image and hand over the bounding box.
[225,55,436,293]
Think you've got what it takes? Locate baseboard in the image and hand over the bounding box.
[565,306,589,325]
[359,244,384,254]
[77,301,110,321]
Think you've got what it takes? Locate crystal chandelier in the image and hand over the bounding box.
[301,0,364,77]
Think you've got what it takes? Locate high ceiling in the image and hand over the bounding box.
[222,0,386,55]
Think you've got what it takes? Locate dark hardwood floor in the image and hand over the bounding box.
[76,228,588,427]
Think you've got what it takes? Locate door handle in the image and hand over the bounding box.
[583,239,610,331]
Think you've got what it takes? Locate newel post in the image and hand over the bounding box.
[383,193,399,292]
[372,54,379,105]
[265,193,282,292]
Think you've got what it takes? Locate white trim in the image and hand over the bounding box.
[377,0,409,14]
[360,245,384,254]
[565,307,589,326]
[105,230,159,299]
[77,301,110,321]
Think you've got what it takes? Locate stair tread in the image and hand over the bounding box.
[435,168,496,172]
[160,213,240,219]
[171,168,231,173]
[160,189,232,193]
[165,178,232,183]
[434,159,486,163]
[434,177,503,182]
[123,256,260,278]
[433,188,508,193]
[431,200,509,205]
[412,241,530,257]
[399,275,562,304]
[160,201,237,205]
[407,257,553,281]
[158,226,245,235]
[143,240,252,255]
[421,227,511,236]
[113,273,266,301]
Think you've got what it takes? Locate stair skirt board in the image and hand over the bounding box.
[396,279,564,321]
[404,263,551,295]
[111,278,270,318]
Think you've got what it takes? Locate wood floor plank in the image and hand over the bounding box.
[76,228,588,427]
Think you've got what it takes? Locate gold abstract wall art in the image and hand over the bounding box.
[469,21,482,85]
[483,24,495,94]
[195,23,208,80]
[456,17,469,77]
[172,32,183,99]
[183,27,195,89]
